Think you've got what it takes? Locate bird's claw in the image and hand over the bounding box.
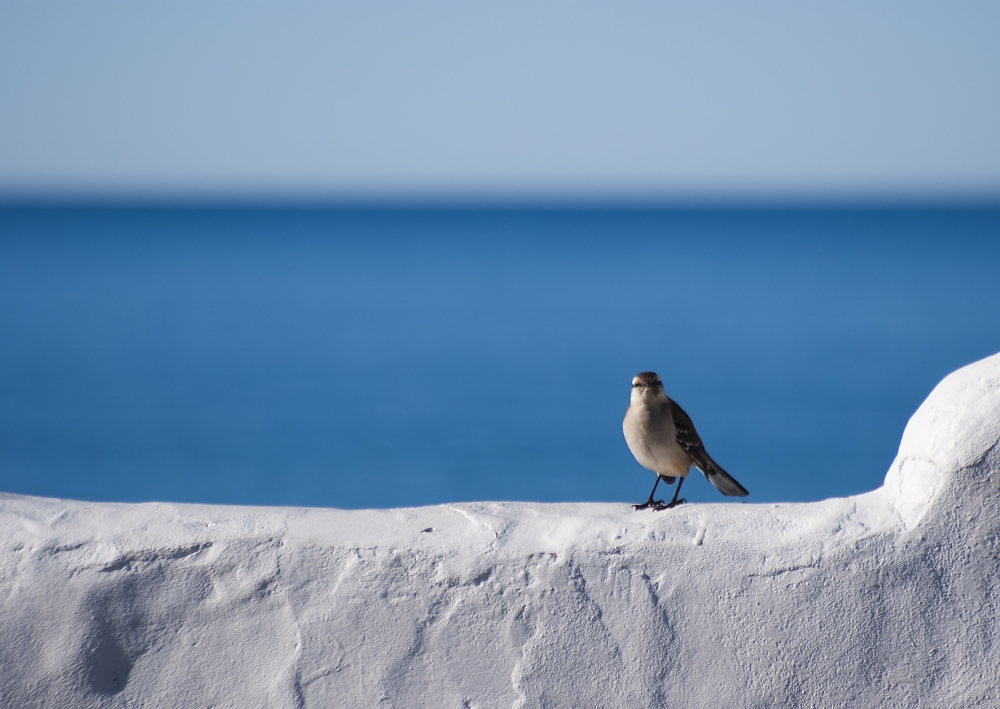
[633,498,687,511]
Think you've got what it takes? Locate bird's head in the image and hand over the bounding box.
[631,371,666,403]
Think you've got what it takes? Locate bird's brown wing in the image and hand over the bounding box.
[666,399,703,455]
[667,399,749,498]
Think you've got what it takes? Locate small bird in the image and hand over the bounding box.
[623,371,748,510]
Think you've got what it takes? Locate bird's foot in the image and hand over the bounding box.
[656,498,687,511]
[633,499,667,511]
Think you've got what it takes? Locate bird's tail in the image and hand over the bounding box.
[698,455,749,497]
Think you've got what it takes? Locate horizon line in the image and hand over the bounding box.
[3,193,1000,213]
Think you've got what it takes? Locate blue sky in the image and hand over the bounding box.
[1,1,999,201]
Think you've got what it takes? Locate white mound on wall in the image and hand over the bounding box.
[2,354,1000,708]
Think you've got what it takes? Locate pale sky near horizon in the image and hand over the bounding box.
[1,1,998,201]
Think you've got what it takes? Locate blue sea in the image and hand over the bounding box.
[1,206,998,509]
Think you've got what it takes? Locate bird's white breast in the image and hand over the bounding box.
[623,401,692,478]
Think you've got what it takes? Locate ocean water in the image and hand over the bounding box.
[1,206,998,509]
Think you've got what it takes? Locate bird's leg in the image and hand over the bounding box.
[633,476,666,511]
[660,477,686,510]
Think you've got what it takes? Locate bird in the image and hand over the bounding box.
[623,371,748,510]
